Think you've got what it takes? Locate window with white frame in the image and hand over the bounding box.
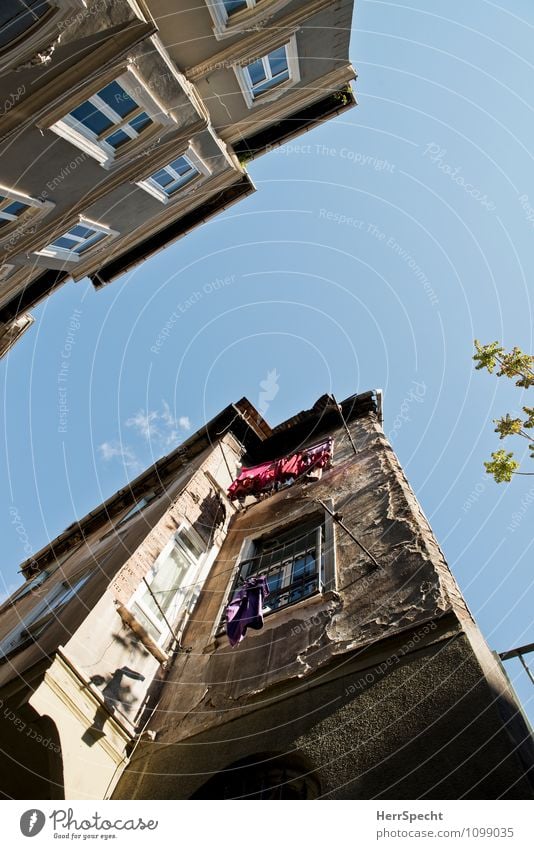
[235,37,299,108]
[0,570,92,658]
[0,186,52,239]
[36,217,118,262]
[129,525,207,646]
[51,76,163,168]
[208,1,293,40]
[0,1,51,51]
[137,150,208,204]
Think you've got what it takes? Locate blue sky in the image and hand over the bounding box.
[1,0,533,720]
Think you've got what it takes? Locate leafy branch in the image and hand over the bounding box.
[473,340,534,482]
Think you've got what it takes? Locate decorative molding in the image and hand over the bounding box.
[186,0,335,81]
[0,20,156,144]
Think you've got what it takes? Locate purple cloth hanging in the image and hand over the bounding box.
[226,576,270,647]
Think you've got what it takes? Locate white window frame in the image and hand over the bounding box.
[0,184,53,243]
[234,35,300,109]
[128,523,208,647]
[136,147,210,204]
[0,570,92,657]
[50,69,169,169]
[36,215,119,263]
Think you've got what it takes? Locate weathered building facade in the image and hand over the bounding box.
[1,390,533,799]
[0,0,356,356]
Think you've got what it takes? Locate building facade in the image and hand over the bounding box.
[0,390,533,799]
[0,0,356,357]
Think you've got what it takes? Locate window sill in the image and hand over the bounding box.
[210,588,339,650]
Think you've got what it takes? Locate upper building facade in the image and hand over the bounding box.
[1,389,533,800]
[0,0,356,356]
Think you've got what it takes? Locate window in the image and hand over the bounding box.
[0,570,92,658]
[223,0,256,13]
[0,186,52,240]
[235,37,299,107]
[137,151,207,204]
[0,194,31,228]
[50,74,163,168]
[226,517,332,622]
[117,492,157,527]
[0,1,50,51]
[129,525,206,645]
[36,217,118,262]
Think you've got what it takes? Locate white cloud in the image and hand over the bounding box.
[98,440,140,470]
[125,409,160,440]
[178,416,191,431]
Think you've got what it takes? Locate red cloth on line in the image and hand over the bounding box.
[228,438,333,500]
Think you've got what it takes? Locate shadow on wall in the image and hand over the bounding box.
[190,750,321,799]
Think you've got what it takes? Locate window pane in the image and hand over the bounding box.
[70,100,114,135]
[129,112,152,134]
[0,1,50,51]
[268,46,288,77]
[74,232,104,254]
[223,0,248,13]
[253,71,289,96]
[247,59,267,86]
[169,156,194,177]
[178,530,204,560]
[105,129,131,150]
[52,236,78,250]
[97,81,137,118]
[3,200,28,217]
[142,543,192,626]
[131,602,160,642]
[152,168,174,188]
[69,224,96,239]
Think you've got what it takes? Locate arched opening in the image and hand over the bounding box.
[190,751,321,800]
[0,706,64,800]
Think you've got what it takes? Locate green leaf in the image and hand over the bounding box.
[484,449,519,483]
[473,340,503,373]
[494,414,523,439]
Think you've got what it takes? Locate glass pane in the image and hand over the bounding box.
[169,156,194,177]
[0,194,5,202]
[268,46,288,77]
[105,129,130,150]
[178,530,204,560]
[3,200,28,217]
[129,112,152,134]
[74,232,104,254]
[0,1,50,50]
[69,224,96,239]
[247,59,267,86]
[223,0,248,13]
[52,235,78,250]
[70,100,113,135]
[152,168,174,188]
[253,71,289,96]
[142,542,193,626]
[97,81,137,118]
[131,602,161,642]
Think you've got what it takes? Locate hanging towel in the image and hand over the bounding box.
[226,575,270,647]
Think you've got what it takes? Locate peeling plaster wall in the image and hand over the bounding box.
[115,412,534,799]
